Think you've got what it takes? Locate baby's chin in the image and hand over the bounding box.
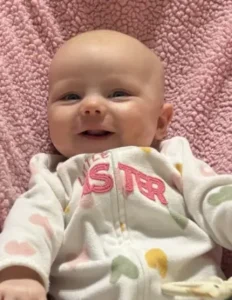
[57,139,154,157]
[76,144,121,155]
[67,146,154,158]
[60,144,119,157]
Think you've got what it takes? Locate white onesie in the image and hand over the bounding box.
[0,137,232,300]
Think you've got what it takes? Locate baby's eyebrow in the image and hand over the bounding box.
[102,74,143,86]
[49,78,83,95]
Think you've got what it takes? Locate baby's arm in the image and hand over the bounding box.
[163,137,232,249]
[0,154,66,299]
[160,137,232,299]
[0,266,46,300]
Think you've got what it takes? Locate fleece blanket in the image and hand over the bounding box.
[0,0,232,276]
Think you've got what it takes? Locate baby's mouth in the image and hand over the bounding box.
[81,130,113,138]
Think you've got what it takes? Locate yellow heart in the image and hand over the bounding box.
[145,248,168,278]
[120,222,126,232]
[141,147,152,154]
[64,205,70,214]
[175,163,183,175]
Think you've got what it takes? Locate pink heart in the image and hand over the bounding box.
[172,172,183,193]
[66,249,89,267]
[29,164,38,175]
[80,194,94,209]
[29,214,53,240]
[199,164,216,177]
[5,241,36,256]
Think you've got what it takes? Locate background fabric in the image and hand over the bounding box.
[0,0,232,276]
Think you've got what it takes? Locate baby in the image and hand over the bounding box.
[0,29,232,300]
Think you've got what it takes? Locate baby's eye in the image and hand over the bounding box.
[61,93,81,101]
[108,90,130,98]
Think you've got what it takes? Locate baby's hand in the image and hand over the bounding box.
[0,278,46,300]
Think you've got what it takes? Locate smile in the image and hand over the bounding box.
[80,130,114,138]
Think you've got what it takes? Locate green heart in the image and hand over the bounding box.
[110,255,139,284]
[208,185,232,206]
[169,208,188,230]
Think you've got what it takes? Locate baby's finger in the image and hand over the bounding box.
[4,294,17,300]
[0,288,8,300]
[29,289,47,300]
[34,292,47,300]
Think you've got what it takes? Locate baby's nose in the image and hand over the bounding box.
[79,98,107,117]
[83,107,101,116]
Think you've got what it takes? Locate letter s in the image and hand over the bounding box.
[90,163,113,193]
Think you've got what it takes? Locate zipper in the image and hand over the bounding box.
[111,150,148,300]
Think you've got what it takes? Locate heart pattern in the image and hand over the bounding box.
[66,248,89,268]
[145,248,168,278]
[29,214,53,239]
[29,164,38,175]
[110,255,139,284]
[199,163,216,177]
[80,194,94,209]
[5,241,36,256]
[208,185,232,206]
[172,172,183,193]
[120,222,126,232]
[169,208,188,230]
[64,205,70,214]
[174,163,183,175]
[140,147,152,154]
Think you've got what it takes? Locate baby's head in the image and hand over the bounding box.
[48,30,173,157]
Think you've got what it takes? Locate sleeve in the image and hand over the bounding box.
[162,137,232,250]
[0,154,66,291]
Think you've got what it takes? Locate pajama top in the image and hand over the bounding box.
[1,137,232,300]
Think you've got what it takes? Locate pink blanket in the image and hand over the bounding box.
[1,0,232,276]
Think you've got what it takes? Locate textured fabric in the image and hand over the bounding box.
[1,138,232,300]
[0,0,232,275]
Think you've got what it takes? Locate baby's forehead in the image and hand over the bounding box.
[49,31,164,88]
[52,31,161,67]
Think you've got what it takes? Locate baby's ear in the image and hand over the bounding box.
[155,103,173,141]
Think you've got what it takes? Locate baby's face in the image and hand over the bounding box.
[48,30,172,157]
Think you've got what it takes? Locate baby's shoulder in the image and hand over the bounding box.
[29,153,65,174]
[160,136,191,152]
